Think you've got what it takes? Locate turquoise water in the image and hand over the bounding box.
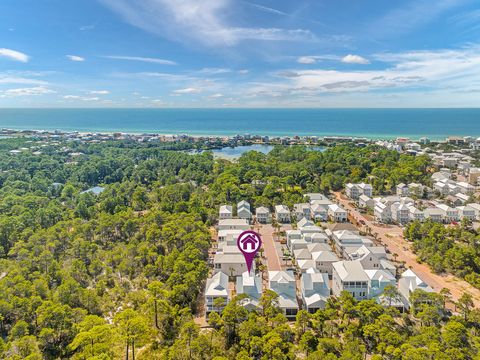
[190,144,325,159]
[1,108,480,139]
[212,145,275,158]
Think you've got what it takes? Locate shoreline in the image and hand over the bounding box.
[0,127,468,142]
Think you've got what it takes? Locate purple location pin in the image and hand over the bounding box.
[237,230,262,274]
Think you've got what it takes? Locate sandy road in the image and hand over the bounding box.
[333,191,480,308]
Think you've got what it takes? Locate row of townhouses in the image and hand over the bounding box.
[219,194,348,225]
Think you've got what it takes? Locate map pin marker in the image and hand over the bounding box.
[237,230,262,274]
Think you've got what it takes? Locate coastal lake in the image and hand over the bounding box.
[189,144,326,159]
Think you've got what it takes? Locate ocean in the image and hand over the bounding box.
[0,108,479,139]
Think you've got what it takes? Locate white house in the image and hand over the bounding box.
[466,203,480,220]
[391,202,412,224]
[218,229,243,244]
[219,205,233,219]
[358,195,374,209]
[332,261,369,300]
[294,203,311,220]
[255,206,270,223]
[346,183,373,200]
[311,251,339,276]
[424,208,444,223]
[331,230,373,257]
[374,202,392,223]
[218,219,250,231]
[436,204,459,223]
[365,269,397,298]
[237,201,252,222]
[408,206,425,222]
[268,271,298,319]
[236,271,262,310]
[457,205,476,221]
[214,253,252,276]
[275,205,291,223]
[327,204,348,222]
[398,269,433,309]
[205,271,229,316]
[311,203,328,221]
[301,273,330,313]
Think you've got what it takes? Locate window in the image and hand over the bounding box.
[286,308,298,316]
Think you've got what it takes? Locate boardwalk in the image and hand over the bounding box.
[334,191,480,308]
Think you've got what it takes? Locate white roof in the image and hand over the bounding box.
[297,218,314,228]
[256,206,270,214]
[218,218,249,226]
[297,259,316,270]
[332,261,369,282]
[328,204,347,213]
[294,248,312,260]
[307,243,331,253]
[219,205,233,213]
[275,205,290,214]
[214,253,246,264]
[359,194,372,201]
[365,269,395,282]
[302,272,328,290]
[311,251,339,262]
[205,272,228,297]
[269,270,295,283]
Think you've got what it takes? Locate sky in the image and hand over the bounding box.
[1,0,480,108]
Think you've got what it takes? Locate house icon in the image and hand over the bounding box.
[240,234,258,252]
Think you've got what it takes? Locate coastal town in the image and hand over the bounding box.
[201,136,480,323]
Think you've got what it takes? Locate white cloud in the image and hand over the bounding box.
[209,93,224,98]
[2,86,55,97]
[199,67,231,74]
[99,0,316,47]
[0,75,47,85]
[0,48,29,63]
[238,69,249,74]
[89,90,110,94]
[230,46,480,107]
[104,55,177,65]
[341,54,370,64]
[173,87,200,94]
[66,55,85,62]
[63,95,100,101]
[297,56,317,64]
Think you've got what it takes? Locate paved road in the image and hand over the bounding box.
[334,191,480,307]
[258,224,283,271]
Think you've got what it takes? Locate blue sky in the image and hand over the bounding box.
[1,0,480,107]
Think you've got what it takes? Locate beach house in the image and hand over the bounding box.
[255,206,270,223]
[236,271,262,311]
[327,204,348,222]
[205,271,229,317]
[275,205,291,223]
[219,205,233,219]
[237,200,252,222]
[398,269,434,309]
[301,273,330,313]
[218,219,250,231]
[294,203,311,220]
[268,271,299,319]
